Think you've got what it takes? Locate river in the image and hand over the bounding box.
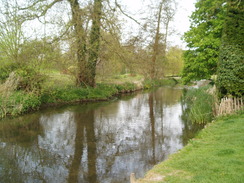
[0,87,201,183]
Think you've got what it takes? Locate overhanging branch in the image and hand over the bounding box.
[114,0,141,25]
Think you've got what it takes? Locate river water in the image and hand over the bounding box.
[0,87,201,183]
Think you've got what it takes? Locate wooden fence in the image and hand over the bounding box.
[216,97,244,116]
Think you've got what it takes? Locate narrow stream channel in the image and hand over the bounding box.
[0,87,201,183]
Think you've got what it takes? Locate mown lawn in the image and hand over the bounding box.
[138,114,244,183]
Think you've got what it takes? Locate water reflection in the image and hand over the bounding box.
[0,87,202,183]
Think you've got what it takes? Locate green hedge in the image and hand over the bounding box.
[217,1,244,97]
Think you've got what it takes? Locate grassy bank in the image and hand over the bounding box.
[138,114,244,183]
[0,74,176,119]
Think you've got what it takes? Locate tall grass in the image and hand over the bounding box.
[183,86,215,124]
[0,91,41,118]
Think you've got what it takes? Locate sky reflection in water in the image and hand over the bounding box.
[0,87,200,183]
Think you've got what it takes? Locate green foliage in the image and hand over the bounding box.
[143,79,177,89]
[40,84,118,104]
[217,0,244,97]
[182,0,226,83]
[115,82,136,92]
[19,39,62,70]
[165,46,183,76]
[0,0,26,66]
[15,66,46,92]
[0,91,41,118]
[0,68,178,119]
[0,61,17,82]
[88,84,118,99]
[40,86,89,103]
[183,86,214,124]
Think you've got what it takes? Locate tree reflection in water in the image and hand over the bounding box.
[68,109,97,183]
[149,93,156,165]
[0,87,203,183]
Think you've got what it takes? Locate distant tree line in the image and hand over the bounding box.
[0,0,184,89]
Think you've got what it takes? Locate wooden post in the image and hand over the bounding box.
[130,173,136,183]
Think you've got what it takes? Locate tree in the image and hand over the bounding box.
[182,0,226,83]
[87,0,102,87]
[19,38,62,70]
[150,0,164,79]
[165,46,183,76]
[68,0,88,86]
[0,0,30,82]
[0,0,25,64]
[149,0,176,79]
[68,0,102,87]
[217,0,244,97]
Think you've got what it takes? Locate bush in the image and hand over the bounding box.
[15,66,46,93]
[0,62,17,82]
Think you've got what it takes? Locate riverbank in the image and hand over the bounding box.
[136,113,244,183]
[0,77,176,120]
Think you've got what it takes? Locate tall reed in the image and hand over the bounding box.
[183,86,214,124]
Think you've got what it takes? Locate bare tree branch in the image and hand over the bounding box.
[19,0,63,21]
[114,0,141,25]
[18,0,46,10]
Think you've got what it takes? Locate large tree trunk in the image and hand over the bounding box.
[68,0,102,87]
[87,0,102,87]
[68,0,89,86]
[151,1,163,79]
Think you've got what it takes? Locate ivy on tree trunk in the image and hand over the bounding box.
[88,0,102,87]
[69,0,102,87]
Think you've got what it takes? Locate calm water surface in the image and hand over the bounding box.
[0,87,201,183]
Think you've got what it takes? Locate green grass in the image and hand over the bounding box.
[42,70,75,89]
[139,114,244,183]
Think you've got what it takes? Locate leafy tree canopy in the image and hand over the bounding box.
[182,0,226,83]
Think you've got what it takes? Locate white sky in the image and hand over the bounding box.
[171,0,196,47]
[119,0,197,48]
[21,0,197,48]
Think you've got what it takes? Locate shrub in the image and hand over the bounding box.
[0,62,17,82]
[15,66,46,93]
